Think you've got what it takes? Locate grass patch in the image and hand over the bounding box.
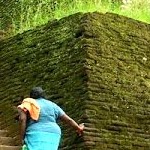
[6,0,150,35]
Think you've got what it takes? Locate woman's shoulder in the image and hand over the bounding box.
[39,98,55,105]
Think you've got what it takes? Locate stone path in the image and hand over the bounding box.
[0,122,20,150]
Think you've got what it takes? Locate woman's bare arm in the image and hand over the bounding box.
[18,109,27,143]
[60,114,84,135]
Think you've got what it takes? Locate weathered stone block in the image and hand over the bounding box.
[0,12,150,149]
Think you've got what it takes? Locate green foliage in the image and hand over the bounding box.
[8,0,150,35]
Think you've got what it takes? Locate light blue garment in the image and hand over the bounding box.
[25,98,65,150]
[25,132,61,150]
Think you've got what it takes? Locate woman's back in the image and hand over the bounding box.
[19,87,84,150]
[26,98,65,135]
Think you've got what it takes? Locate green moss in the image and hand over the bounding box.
[0,12,150,149]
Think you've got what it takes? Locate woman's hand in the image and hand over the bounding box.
[76,123,84,136]
[19,139,24,146]
[60,114,85,136]
[22,140,24,145]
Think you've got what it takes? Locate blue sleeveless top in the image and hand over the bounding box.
[26,98,65,135]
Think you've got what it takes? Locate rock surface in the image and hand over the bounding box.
[0,12,150,149]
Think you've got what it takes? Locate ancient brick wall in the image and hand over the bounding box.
[0,13,87,149]
[0,12,150,149]
[81,12,150,149]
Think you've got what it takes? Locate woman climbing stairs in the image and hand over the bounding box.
[0,127,20,150]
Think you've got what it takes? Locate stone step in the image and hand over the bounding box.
[0,130,8,137]
[0,145,20,150]
[0,137,15,146]
[0,122,20,149]
[0,122,7,130]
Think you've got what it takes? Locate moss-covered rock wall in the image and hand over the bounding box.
[0,12,150,150]
[82,13,150,150]
[0,13,87,149]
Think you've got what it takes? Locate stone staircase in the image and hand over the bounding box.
[0,123,20,150]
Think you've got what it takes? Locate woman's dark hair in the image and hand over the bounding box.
[30,87,45,99]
